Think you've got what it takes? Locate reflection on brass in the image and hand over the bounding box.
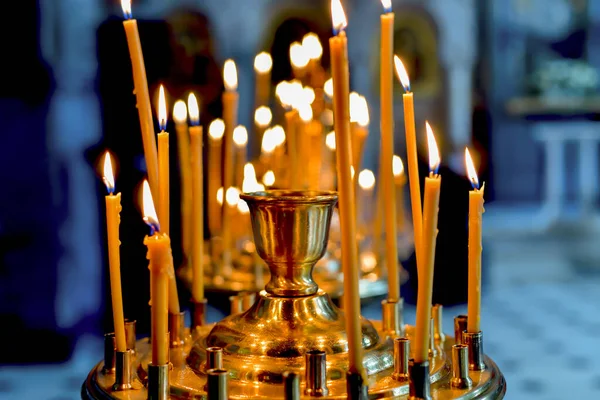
[432,305,445,343]
[451,345,472,389]
[125,319,137,353]
[393,337,409,381]
[454,315,468,345]
[408,359,431,400]
[463,331,486,371]
[382,298,404,338]
[103,333,116,374]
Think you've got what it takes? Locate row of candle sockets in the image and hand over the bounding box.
[99,306,486,398]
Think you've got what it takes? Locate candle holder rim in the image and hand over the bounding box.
[240,190,338,205]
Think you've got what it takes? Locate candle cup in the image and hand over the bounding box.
[103,333,116,374]
[147,363,169,400]
[304,350,329,396]
[463,331,486,371]
[283,371,301,400]
[207,368,229,400]
[206,346,223,370]
[432,305,445,343]
[381,298,404,338]
[191,298,207,330]
[428,319,437,358]
[169,311,186,348]
[124,319,137,353]
[392,337,409,381]
[346,371,369,400]
[451,344,473,389]
[408,359,431,400]
[454,315,468,345]
[112,350,133,391]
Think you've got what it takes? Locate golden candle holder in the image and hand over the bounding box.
[83,190,505,399]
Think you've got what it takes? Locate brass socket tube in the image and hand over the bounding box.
[381,298,404,338]
[206,347,223,370]
[103,333,116,374]
[113,350,133,391]
[191,298,207,329]
[124,319,137,353]
[463,331,486,371]
[169,311,186,348]
[147,363,169,400]
[451,344,473,389]
[408,359,431,400]
[392,337,409,381]
[346,371,368,400]
[207,368,228,400]
[304,350,329,396]
[454,315,468,345]
[283,371,301,400]
[432,304,444,342]
[428,318,436,358]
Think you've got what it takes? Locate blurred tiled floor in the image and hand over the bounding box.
[2,212,600,399]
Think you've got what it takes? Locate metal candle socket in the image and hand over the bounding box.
[206,346,223,370]
[451,344,473,389]
[463,331,486,371]
[408,359,431,400]
[305,350,329,396]
[346,371,368,400]
[283,371,301,400]
[393,337,409,381]
[432,305,445,343]
[428,319,437,358]
[125,319,137,353]
[454,315,468,345]
[207,368,228,400]
[382,298,404,338]
[103,333,116,374]
[191,298,207,329]
[147,363,169,400]
[169,311,186,348]
[112,350,133,391]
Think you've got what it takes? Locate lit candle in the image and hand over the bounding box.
[208,119,224,237]
[222,59,239,270]
[102,152,126,353]
[306,118,324,190]
[329,0,364,378]
[394,56,423,274]
[324,78,334,101]
[393,155,406,231]
[290,42,309,80]
[157,85,170,236]
[263,170,275,188]
[254,52,273,108]
[188,94,205,303]
[465,148,485,333]
[173,100,192,262]
[350,94,369,173]
[357,169,376,229]
[142,180,170,366]
[303,33,325,89]
[233,126,248,188]
[254,106,272,148]
[414,123,441,363]
[121,0,158,202]
[260,128,276,170]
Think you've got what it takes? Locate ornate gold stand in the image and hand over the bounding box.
[82,191,505,399]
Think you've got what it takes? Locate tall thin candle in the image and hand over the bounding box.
[208,119,224,238]
[173,100,192,260]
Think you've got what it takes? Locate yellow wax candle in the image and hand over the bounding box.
[173,100,192,261]
[254,52,272,108]
[329,0,365,378]
[414,123,441,363]
[394,56,423,273]
[303,33,325,89]
[380,3,400,301]
[121,0,158,202]
[393,155,406,231]
[233,126,248,188]
[188,94,205,302]
[254,106,272,152]
[284,110,299,188]
[142,180,170,366]
[260,128,275,171]
[222,60,239,270]
[465,148,485,333]
[306,120,323,190]
[298,103,314,188]
[157,86,170,236]
[208,119,224,237]
[270,125,286,183]
[102,153,127,352]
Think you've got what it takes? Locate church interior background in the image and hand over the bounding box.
[1,0,600,399]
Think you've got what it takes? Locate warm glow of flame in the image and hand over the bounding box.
[237,199,250,214]
[271,125,286,146]
[121,0,132,19]
[290,42,309,69]
[465,148,479,189]
[142,179,160,232]
[381,0,392,13]
[426,122,440,173]
[254,106,272,127]
[298,103,313,122]
[233,125,248,147]
[326,131,336,151]
[223,59,238,91]
[276,80,303,109]
[331,0,348,34]
[275,81,289,104]
[303,87,316,105]
[350,94,369,126]
[158,85,167,131]
[226,187,241,207]
[187,93,200,125]
[216,187,224,205]
[209,119,225,140]
[324,78,334,98]
[173,100,187,125]
[302,33,323,60]
[358,169,376,190]
[392,155,404,177]
[261,128,277,154]
[263,170,275,186]
[244,163,256,182]
[242,163,265,193]
[254,52,273,73]
[103,151,115,193]
[394,55,411,92]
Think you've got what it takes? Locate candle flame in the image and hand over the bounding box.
[392,155,404,177]
[173,100,187,125]
[233,125,248,147]
[242,163,265,193]
[237,199,250,214]
[393,55,411,92]
[142,179,160,234]
[298,103,313,122]
[244,163,257,182]
[158,85,167,131]
[187,93,200,126]
[426,122,440,174]
[209,119,225,140]
[263,170,275,186]
[276,80,303,109]
[303,87,316,105]
[465,148,479,189]
[290,42,310,69]
[324,78,334,98]
[271,125,286,147]
[275,81,289,104]
[326,131,336,151]
[254,52,273,73]
[302,33,323,60]
[381,0,392,13]
[254,106,272,127]
[121,0,132,19]
[261,128,277,154]
[102,151,115,194]
[226,187,241,207]
[223,59,238,91]
[350,94,369,127]
[358,169,376,190]
[216,187,224,206]
[331,0,348,34]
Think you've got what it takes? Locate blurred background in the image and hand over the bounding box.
[1,0,600,399]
